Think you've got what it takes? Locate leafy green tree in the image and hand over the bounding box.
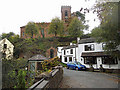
[1,32,15,39]
[16,70,26,88]
[49,17,64,37]
[67,17,84,37]
[91,2,120,58]
[1,32,20,44]
[70,11,89,30]
[75,11,85,22]
[25,22,39,38]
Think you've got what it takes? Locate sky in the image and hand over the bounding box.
[0,0,100,35]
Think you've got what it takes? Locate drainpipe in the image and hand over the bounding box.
[75,46,76,61]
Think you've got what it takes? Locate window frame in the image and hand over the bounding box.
[23,32,24,37]
[84,56,97,64]
[69,57,72,62]
[4,44,7,49]
[64,50,66,55]
[70,49,73,54]
[102,43,106,50]
[65,10,68,16]
[85,44,94,51]
[65,57,67,62]
[102,56,118,64]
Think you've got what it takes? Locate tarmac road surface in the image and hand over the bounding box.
[59,68,119,88]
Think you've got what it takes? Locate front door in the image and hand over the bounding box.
[97,57,102,69]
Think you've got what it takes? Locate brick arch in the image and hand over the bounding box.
[46,47,57,59]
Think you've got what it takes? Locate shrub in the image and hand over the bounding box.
[41,57,60,71]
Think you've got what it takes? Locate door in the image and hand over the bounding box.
[30,62,35,71]
[97,57,102,68]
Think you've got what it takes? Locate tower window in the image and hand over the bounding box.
[65,10,68,16]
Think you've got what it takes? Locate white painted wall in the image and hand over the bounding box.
[61,47,78,64]
[0,38,14,59]
[57,47,63,58]
[58,38,119,69]
[78,42,119,69]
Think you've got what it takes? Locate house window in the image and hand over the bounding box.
[2,53,6,58]
[69,57,72,62]
[41,29,44,38]
[4,44,7,49]
[23,32,24,37]
[85,44,94,51]
[65,57,67,62]
[102,43,106,50]
[65,10,68,16]
[70,49,73,54]
[84,57,97,64]
[37,62,42,70]
[60,56,62,61]
[30,62,35,71]
[102,56,118,64]
[64,50,66,55]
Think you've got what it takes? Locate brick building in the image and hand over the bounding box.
[20,22,55,39]
[20,6,71,38]
[61,6,71,23]
[20,6,72,59]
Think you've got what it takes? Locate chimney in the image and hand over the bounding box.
[77,37,80,44]
[70,43,73,45]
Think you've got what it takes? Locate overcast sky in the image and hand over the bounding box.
[0,0,100,35]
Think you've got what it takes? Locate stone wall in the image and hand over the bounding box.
[28,66,63,89]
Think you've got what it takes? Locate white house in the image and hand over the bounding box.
[57,47,63,60]
[61,43,78,64]
[0,38,14,59]
[59,37,120,70]
[78,38,120,69]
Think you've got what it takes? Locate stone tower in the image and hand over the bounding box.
[61,6,71,22]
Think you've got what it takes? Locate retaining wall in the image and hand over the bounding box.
[28,66,63,89]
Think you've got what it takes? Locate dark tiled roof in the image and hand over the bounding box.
[62,45,78,50]
[28,54,48,61]
[81,52,109,57]
[79,38,96,44]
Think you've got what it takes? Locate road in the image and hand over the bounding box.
[59,68,119,88]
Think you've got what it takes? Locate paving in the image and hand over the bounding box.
[59,68,119,88]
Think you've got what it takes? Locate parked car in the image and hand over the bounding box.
[67,61,86,70]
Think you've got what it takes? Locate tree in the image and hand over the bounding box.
[49,17,64,37]
[75,11,85,22]
[70,11,89,30]
[25,22,39,38]
[67,17,84,37]
[91,2,120,58]
[1,32,15,39]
